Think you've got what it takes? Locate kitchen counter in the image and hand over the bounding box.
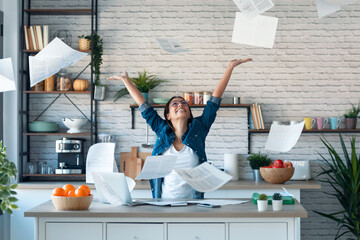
[25,199,307,240]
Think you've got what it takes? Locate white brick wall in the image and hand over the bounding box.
[27,0,360,238]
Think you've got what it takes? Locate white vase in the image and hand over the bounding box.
[257,200,268,212]
[272,199,283,211]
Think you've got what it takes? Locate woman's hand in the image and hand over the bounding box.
[229,58,252,69]
[107,71,130,82]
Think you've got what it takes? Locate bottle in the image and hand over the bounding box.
[203,91,212,104]
[183,92,193,105]
[193,92,203,105]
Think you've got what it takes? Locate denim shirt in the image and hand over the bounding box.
[139,96,221,199]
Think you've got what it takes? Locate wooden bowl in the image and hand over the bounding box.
[51,195,93,210]
[260,167,295,184]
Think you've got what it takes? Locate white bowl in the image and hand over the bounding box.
[62,118,88,133]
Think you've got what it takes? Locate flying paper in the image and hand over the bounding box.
[232,0,274,19]
[155,38,191,54]
[316,0,341,18]
[265,121,305,152]
[29,37,88,87]
[0,58,16,92]
[232,12,278,48]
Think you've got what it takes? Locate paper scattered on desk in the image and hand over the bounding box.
[265,121,305,152]
[29,37,88,87]
[232,12,278,49]
[233,0,274,19]
[175,162,232,193]
[135,155,177,180]
[86,143,118,183]
[155,38,191,54]
[0,58,16,92]
[188,199,248,206]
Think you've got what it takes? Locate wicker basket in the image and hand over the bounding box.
[79,38,91,51]
[260,167,295,184]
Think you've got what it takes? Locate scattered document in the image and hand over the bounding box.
[316,0,341,18]
[0,58,16,92]
[175,162,233,193]
[233,0,274,19]
[232,12,278,48]
[188,199,248,206]
[135,155,177,180]
[155,38,191,54]
[265,121,305,152]
[29,37,88,87]
[86,143,118,183]
[142,201,188,206]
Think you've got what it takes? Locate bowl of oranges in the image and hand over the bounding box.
[51,184,93,210]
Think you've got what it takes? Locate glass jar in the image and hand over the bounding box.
[56,72,72,91]
[183,92,193,105]
[52,30,72,46]
[193,92,203,105]
[203,91,212,104]
[44,75,55,91]
[32,81,44,91]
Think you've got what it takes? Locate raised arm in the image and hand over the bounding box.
[212,58,252,98]
[107,71,146,106]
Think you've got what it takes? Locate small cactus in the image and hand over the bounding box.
[273,193,282,200]
[258,193,268,200]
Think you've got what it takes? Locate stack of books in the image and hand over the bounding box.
[23,25,49,51]
[250,103,265,130]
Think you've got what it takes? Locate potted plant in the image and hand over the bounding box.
[78,34,91,51]
[343,101,360,129]
[113,69,166,103]
[0,141,18,215]
[247,152,271,181]
[272,192,283,211]
[257,193,268,212]
[314,134,360,239]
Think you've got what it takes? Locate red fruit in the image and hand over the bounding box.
[284,160,293,168]
[274,159,284,168]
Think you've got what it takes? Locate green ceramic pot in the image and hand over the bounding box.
[29,121,59,133]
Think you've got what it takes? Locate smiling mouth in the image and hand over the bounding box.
[176,108,186,113]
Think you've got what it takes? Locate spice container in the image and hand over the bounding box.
[183,92,193,105]
[203,91,212,104]
[44,75,55,91]
[32,81,44,91]
[56,72,72,91]
[193,92,203,105]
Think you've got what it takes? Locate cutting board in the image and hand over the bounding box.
[120,146,151,180]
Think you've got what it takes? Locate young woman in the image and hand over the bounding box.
[108,58,252,199]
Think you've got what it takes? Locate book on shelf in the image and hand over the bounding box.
[258,104,265,129]
[23,26,29,50]
[24,25,49,51]
[29,26,37,50]
[36,25,44,50]
[254,103,261,130]
[250,104,258,130]
[250,103,265,130]
[43,25,49,47]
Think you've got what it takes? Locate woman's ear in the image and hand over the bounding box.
[166,112,170,121]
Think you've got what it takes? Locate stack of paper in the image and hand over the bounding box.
[0,58,16,92]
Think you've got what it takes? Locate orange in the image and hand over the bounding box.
[52,187,66,196]
[78,185,91,196]
[67,189,76,197]
[62,184,76,195]
[75,188,88,197]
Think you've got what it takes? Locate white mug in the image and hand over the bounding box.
[290,120,298,125]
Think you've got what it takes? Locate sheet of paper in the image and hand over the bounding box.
[86,143,118,183]
[29,37,88,87]
[143,201,188,206]
[0,58,16,92]
[265,121,305,152]
[174,162,233,193]
[232,12,278,49]
[316,0,341,18]
[155,38,191,54]
[188,199,248,206]
[325,0,357,6]
[135,155,177,180]
[233,0,274,19]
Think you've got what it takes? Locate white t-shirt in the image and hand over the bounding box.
[161,144,199,199]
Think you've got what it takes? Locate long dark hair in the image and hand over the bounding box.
[164,96,193,131]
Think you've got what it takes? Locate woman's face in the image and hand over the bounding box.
[166,98,191,122]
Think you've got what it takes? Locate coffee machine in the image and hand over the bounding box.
[55,138,85,174]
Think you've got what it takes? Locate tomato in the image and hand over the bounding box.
[273,159,284,168]
[262,166,270,168]
[284,160,293,168]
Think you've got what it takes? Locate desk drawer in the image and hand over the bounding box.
[107,223,164,240]
[229,222,287,240]
[168,223,225,240]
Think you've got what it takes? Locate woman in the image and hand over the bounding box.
[108,58,252,199]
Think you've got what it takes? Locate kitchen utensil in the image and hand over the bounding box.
[152,98,170,104]
[142,125,154,148]
[29,121,59,133]
[120,147,151,179]
[51,194,93,210]
[62,118,88,133]
[259,167,295,184]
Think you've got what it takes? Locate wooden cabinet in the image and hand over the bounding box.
[45,222,102,240]
[168,223,225,240]
[107,223,164,240]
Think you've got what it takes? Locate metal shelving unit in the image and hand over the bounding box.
[19,0,98,182]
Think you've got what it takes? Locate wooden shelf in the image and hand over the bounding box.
[130,104,250,108]
[24,9,93,15]
[23,91,91,94]
[249,129,360,134]
[23,49,91,53]
[23,174,85,177]
[23,132,91,136]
